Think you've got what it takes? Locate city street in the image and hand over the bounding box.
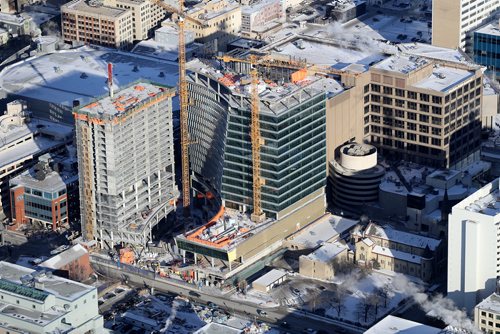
[92,260,363,334]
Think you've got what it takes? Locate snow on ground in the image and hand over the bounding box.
[352,14,431,43]
[230,290,280,308]
[324,271,413,326]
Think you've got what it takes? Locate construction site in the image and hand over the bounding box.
[73,81,179,249]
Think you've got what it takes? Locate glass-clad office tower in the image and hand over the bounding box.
[187,61,327,219]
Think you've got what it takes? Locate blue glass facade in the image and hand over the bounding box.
[222,94,327,217]
[474,31,500,77]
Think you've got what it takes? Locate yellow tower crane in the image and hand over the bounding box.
[216,53,360,221]
[153,0,203,214]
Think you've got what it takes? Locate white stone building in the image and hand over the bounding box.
[448,178,500,313]
[0,261,103,333]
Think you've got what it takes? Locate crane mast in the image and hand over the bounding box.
[153,0,192,213]
[178,10,190,213]
[249,56,265,222]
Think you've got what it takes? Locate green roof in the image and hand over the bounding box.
[0,278,49,301]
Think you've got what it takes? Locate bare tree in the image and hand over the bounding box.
[356,295,372,323]
[331,258,356,275]
[331,286,347,317]
[367,292,381,317]
[376,284,390,308]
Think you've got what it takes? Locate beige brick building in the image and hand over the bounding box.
[363,55,483,169]
[183,0,241,53]
[62,0,133,48]
[103,0,166,41]
[475,292,500,334]
[432,0,500,50]
[299,242,349,281]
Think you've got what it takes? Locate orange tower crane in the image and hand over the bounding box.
[153,0,203,213]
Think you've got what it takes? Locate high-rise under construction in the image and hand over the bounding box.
[73,81,178,248]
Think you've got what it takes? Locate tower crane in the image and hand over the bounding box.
[153,0,202,214]
[216,53,360,221]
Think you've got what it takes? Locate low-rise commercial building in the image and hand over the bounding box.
[0,100,73,221]
[252,269,287,292]
[0,261,103,333]
[9,153,79,231]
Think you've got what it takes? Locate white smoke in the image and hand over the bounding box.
[325,21,383,55]
[392,275,480,333]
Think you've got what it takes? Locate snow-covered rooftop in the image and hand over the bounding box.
[372,55,429,74]
[11,166,77,192]
[365,315,441,334]
[475,21,500,37]
[304,242,347,263]
[252,269,287,287]
[194,322,243,334]
[0,261,94,302]
[372,245,422,264]
[365,223,441,251]
[0,47,179,109]
[290,214,357,248]
[413,67,474,92]
[0,117,73,169]
[476,292,500,314]
[455,179,500,216]
[63,0,128,17]
[398,43,477,67]
[40,244,88,270]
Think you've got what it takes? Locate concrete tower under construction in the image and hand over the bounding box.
[73,82,178,248]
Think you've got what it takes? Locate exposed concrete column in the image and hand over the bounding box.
[110,230,114,249]
[182,249,186,264]
[194,252,197,265]
[211,257,215,268]
[229,261,232,272]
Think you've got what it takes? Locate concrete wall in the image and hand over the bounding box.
[234,188,325,262]
[432,0,461,49]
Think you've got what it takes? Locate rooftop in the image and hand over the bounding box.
[0,117,73,170]
[304,242,347,263]
[0,302,65,328]
[11,165,77,192]
[188,59,335,116]
[413,66,475,93]
[475,20,500,37]
[398,43,477,67]
[63,0,128,17]
[77,82,174,119]
[372,245,423,264]
[0,47,179,110]
[178,207,277,251]
[40,244,88,270]
[194,322,243,334]
[454,178,500,216]
[289,214,358,248]
[365,315,441,334]
[252,269,287,287]
[0,262,94,302]
[364,222,441,251]
[476,292,500,314]
[372,54,429,74]
[0,12,30,24]
[262,35,385,67]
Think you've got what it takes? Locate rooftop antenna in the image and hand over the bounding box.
[107,63,114,98]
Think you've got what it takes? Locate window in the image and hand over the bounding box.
[395,89,404,97]
[408,91,417,99]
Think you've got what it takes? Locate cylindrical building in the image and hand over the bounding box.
[330,143,385,209]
